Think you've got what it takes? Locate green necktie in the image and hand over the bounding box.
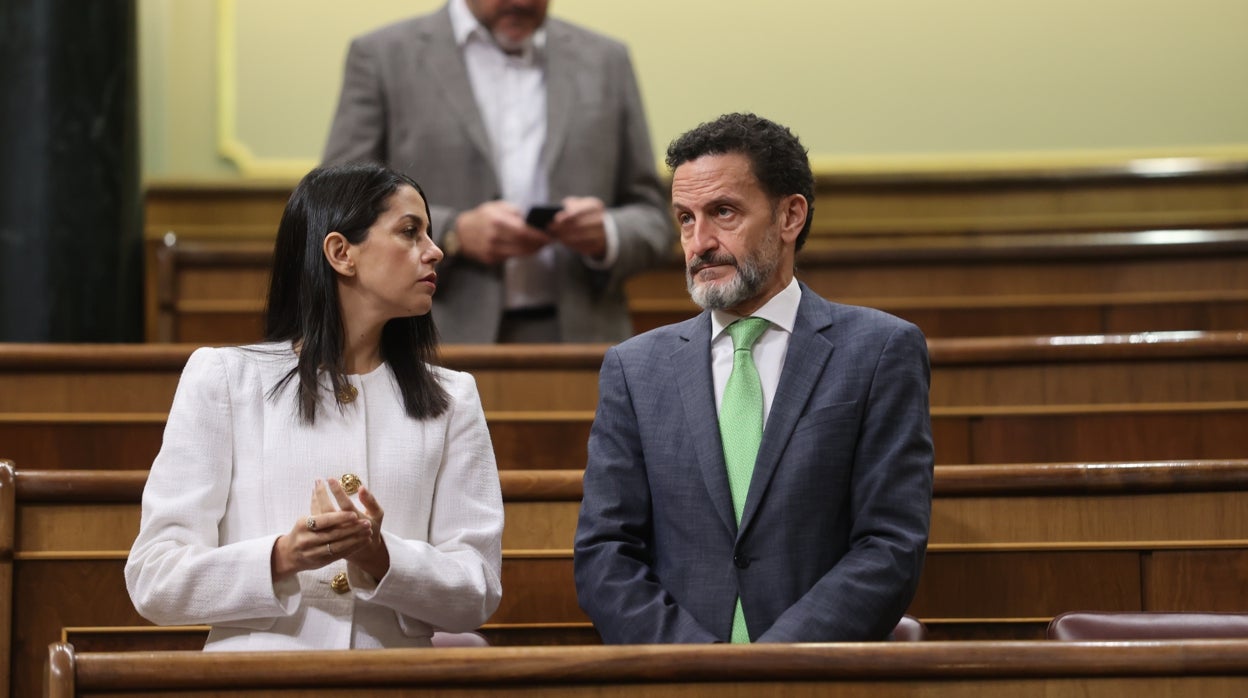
[719,316,770,643]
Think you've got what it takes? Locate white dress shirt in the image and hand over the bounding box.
[449,0,618,310]
[710,277,802,428]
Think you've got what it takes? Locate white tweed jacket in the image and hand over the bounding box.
[125,344,503,650]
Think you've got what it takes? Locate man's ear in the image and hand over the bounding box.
[322,232,356,277]
[777,194,808,244]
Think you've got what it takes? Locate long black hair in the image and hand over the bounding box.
[265,163,449,423]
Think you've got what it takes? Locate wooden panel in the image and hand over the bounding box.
[1107,301,1248,334]
[1143,549,1248,611]
[150,222,1248,343]
[932,416,971,465]
[863,304,1106,338]
[800,254,1248,299]
[13,462,1248,697]
[931,491,1248,546]
[177,267,269,301]
[0,420,164,471]
[144,183,288,231]
[966,408,1248,463]
[922,620,1047,641]
[492,556,585,625]
[2,400,1245,476]
[815,167,1248,235]
[174,313,266,345]
[143,162,1248,238]
[929,356,1248,407]
[481,624,600,646]
[64,626,207,652]
[11,559,139,698]
[0,372,182,413]
[165,294,1248,344]
[486,413,591,470]
[471,370,601,412]
[17,503,139,552]
[502,502,580,550]
[4,333,1248,414]
[910,551,1143,617]
[6,401,1248,474]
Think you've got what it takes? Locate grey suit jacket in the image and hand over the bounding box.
[573,283,934,643]
[322,6,674,343]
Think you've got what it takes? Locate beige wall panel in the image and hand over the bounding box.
[139,0,1248,179]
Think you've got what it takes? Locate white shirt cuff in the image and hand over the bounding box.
[582,211,619,270]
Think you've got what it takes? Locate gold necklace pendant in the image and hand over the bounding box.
[335,384,358,404]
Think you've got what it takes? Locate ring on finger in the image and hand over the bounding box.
[306,516,317,531]
[326,542,334,556]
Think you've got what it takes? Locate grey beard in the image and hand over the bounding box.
[686,256,769,311]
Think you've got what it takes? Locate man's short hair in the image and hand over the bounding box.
[665,112,815,250]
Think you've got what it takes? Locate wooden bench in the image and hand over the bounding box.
[2,331,1246,414]
[5,400,1248,471]
[45,640,1248,697]
[0,343,606,413]
[148,228,1248,342]
[478,460,1248,641]
[8,460,1248,697]
[628,228,1248,334]
[144,159,1248,241]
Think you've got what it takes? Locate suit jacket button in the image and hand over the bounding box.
[733,554,749,569]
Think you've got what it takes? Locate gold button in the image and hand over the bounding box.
[340,473,362,495]
[335,384,358,404]
[330,572,350,594]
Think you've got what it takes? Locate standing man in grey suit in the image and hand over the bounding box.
[323,0,674,343]
[574,113,934,643]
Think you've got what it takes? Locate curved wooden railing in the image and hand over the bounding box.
[13,460,1248,503]
[46,640,1248,697]
[1,329,1244,371]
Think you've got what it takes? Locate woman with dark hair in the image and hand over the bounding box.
[125,163,503,650]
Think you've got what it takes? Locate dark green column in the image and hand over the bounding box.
[0,0,142,341]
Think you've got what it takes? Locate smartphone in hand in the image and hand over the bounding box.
[525,204,562,232]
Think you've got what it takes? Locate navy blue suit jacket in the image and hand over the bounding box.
[574,283,934,643]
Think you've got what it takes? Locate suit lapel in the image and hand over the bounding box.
[539,21,577,181]
[674,313,738,535]
[420,9,494,165]
[738,286,836,536]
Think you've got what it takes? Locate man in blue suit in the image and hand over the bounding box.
[573,113,934,643]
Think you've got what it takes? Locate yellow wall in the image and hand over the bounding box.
[139,0,1248,180]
